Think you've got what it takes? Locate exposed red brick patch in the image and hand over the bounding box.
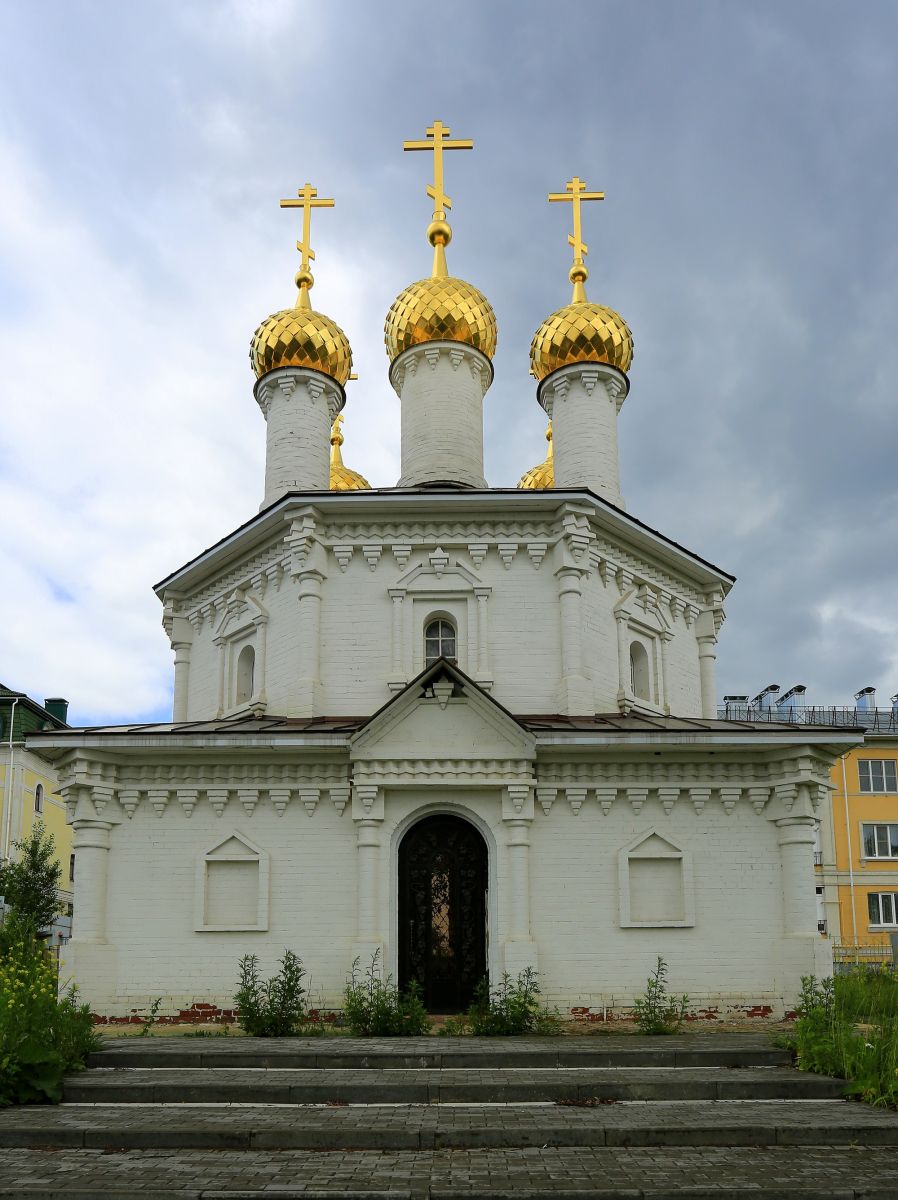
[92,1002,239,1026]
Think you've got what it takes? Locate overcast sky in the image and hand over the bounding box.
[1,0,896,725]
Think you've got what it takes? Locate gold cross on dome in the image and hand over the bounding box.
[403,120,473,218]
[279,182,335,271]
[548,176,604,265]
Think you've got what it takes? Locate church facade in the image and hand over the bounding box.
[32,130,852,1019]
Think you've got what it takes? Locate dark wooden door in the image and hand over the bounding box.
[398,814,488,1012]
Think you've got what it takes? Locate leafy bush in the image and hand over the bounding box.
[0,915,99,1106]
[439,969,562,1036]
[632,957,688,1034]
[0,823,62,934]
[342,951,429,1036]
[794,971,898,1107]
[235,951,309,1036]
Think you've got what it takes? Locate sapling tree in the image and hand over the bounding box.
[0,821,62,934]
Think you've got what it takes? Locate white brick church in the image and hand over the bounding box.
[32,129,853,1019]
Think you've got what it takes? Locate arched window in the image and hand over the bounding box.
[629,641,651,702]
[235,644,255,705]
[34,783,44,814]
[424,618,457,667]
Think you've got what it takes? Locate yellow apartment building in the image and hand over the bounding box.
[818,708,898,953]
[0,683,73,943]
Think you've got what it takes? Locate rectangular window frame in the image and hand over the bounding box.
[861,822,898,859]
[868,891,898,927]
[858,759,898,794]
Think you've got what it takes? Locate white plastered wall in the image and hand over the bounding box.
[70,775,827,1017]
[180,534,711,721]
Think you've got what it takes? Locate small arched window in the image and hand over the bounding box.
[34,783,44,813]
[424,618,457,667]
[629,641,651,702]
[235,644,255,705]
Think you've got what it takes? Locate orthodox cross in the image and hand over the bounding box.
[403,121,473,219]
[548,176,604,266]
[280,182,334,271]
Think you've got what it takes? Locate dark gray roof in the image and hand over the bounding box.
[27,711,862,739]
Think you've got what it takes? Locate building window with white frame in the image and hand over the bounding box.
[858,759,898,793]
[424,618,457,667]
[868,892,898,927]
[34,783,43,813]
[862,823,898,859]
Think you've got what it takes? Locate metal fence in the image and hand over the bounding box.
[832,941,896,974]
[717,704,898,732]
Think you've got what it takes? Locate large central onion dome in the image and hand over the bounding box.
[529,263,633,381]
[250,268,353,385]
[384,219,496,361]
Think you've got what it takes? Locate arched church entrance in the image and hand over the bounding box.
[398,813,488,1012]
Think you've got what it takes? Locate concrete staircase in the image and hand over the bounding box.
[1,1034,897,1196]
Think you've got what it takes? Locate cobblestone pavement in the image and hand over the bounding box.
[2,1100,898,1150]
[1,1145,897,1197]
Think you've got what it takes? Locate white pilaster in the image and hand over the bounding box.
[775,812,819,937]
[697,635,718,721]
[503,814,538,975]
[353,786,384,964]
[296,569,324,716]
[539,362,628,506]
[255,367,344,507]
[556,567,591,714]
[172,643,191,722]
[390,342,492,488]
[475,587,491,681]
[71,819,112,943]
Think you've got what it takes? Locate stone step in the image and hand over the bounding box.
[3,1143,898,1198]
[88,1034,792,1072]
[2,1099,897,1151]
[63,1066,845,1104]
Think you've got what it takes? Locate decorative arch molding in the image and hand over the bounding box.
[388,553,492,691]
[194,830,270,932]
[617,828,694,928]
[213,588,269,717]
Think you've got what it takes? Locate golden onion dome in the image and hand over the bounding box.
[518,423,554,489]
[384,218,496,361]
[329,415,369,491]
[250,269,353,385]
[530,293,633,381]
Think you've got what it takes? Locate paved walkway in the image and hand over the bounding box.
[2,1145,898,1197]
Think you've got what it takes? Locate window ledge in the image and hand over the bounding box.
[620,919,694,929]
[624,699,668,718]
[219,699,267,720]
[195,923,268,933]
